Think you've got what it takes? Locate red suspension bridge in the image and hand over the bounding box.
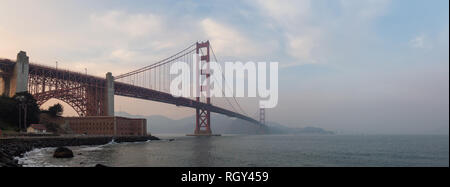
[0,41,267,135]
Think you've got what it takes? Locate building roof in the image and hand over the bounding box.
[29,124,46,130]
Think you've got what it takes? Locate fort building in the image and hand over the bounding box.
[65,116,147,136]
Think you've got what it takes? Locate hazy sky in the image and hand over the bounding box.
[0,0,448,134]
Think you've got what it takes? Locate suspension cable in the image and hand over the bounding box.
[209,44,250,117]
[115,43,196,80]
[198,47,239,114]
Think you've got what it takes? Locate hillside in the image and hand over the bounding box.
[116,112,334,135]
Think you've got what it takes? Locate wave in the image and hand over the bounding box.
[79,146,104,151]
[15,148,65,167]
[15,139,154,167]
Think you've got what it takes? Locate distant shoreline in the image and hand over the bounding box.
[0,135,160,167]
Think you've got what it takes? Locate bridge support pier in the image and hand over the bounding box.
[105,72,115,116]
[194,108,212,135]
[1,51,29,97]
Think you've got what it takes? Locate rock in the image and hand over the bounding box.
[1,136,159,166]
[53,147,74,158]
[95,164,109,167]
[0,149,21,167]
[0,156,20,167]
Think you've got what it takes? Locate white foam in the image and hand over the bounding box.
[79,146,104,151]
[15,148,65,167]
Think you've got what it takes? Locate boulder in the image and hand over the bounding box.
[53,147,74,158]
[0,156,20,167]
[0,149,21,167]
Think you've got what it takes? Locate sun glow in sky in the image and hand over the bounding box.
[0,0,448,134]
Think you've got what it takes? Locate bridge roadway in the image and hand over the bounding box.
[114,82,261,125]
[0,59,261,125]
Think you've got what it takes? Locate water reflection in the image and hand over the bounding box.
[190,137,215,167]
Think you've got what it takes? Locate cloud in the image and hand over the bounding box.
[286,34,317,64]
[251,0,320,66]
[254,0,312,26]
[83,10,200,76]
[339,0,391,21]
[410,35,426,48]
[250,0,393,67]
[200,18,265,57]
[90,10,163,38]
[110,49,137,61]
[252,0,322,66]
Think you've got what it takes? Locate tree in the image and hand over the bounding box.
[45,122,60,133]
[13,92,41,128]
[0,95,19,130]
[48,103,64,117]
[0,92,41,131]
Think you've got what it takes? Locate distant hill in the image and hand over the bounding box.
[115,111,334,135]
[266,121,334,135]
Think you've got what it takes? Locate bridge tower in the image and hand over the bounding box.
[259,107,266,126]
[259,107,268,134]
[193,41,213,136]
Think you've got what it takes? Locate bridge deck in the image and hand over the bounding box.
[114,82,261,125]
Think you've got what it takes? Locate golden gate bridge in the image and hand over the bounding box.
[0,41,267,136]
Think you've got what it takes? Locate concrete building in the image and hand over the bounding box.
[65,116,147,136]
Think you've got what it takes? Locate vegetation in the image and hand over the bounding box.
[45,122,60,133]
[13,92,41,127]
[0,91,67,134]
[48,103,63,117]
[0,95,19,130]
[0,92,41,131]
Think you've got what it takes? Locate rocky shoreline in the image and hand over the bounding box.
[0,136,160,167]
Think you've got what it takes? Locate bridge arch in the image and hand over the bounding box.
[27,64,109,117]
[39,98,81,117]
[34,89,87,117]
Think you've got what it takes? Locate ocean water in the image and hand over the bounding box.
[17,134,449,167]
